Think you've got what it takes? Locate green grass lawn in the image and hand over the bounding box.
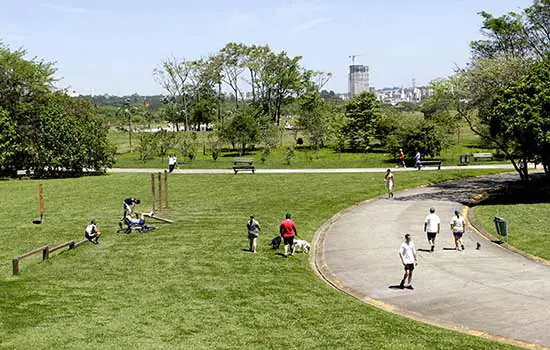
[110,126,507,169]
[0,170,516,349]
[474,203,550,261]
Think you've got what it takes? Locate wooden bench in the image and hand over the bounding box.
[232,158,255,174]
[420,160,442,170]
[472,152,494,161]
[12,239,88,275]
[12,245,49,275]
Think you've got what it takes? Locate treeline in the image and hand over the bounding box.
[0,43,115,177]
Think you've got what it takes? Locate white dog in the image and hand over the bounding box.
[293,239,310,254]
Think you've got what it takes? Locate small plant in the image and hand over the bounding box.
[284,146,295,165]
[261,146,271,164]
[212,149,219,161]
[188,149,196,162]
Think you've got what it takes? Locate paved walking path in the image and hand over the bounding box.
[316,173,550,348]
[108,164,519,174]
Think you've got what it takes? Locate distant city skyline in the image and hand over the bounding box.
[1,0,532,96]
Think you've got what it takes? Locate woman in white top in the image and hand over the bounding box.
[384,169,394,198]
[450,209,466,251]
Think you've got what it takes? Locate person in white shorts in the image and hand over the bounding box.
[424,207,440,252]
[384,169,394,198]
[450,209,466,251]
[247,215,261,253]
[399,234,417,289]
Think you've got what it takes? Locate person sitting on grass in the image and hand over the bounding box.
[85,219,101,244]
[127,211,154,226]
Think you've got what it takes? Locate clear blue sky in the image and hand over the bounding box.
[1,0,532,96]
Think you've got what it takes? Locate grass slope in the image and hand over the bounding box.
[475,204,550,261]
[0,170,516,349]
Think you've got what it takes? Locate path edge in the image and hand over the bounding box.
[310,179,548,350]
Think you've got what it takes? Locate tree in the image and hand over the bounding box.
[0,108,16,169]
[487,57,550,178]
[343,91,381,152]
[218,106,259,155]
[297,89,328,151]
[153,56,192,131]
[0,43,114,176]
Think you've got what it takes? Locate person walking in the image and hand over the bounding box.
[450,209,466,251]
[280,213,297,257]
[414,151,422,170]
[384,169,395,198]
[399,234,417,289]
[424,207,440,252]
[399,149,406,168]
[168,155,175,173]
[247,215,261,253]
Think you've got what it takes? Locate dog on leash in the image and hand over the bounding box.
[271,236,282,249]
[293,239,310,253]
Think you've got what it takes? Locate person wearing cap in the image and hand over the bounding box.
[450,209,466,251]
[247,215,261,253]
[399,234,417,289]
[424,207,440,252]
[123,197,141,218]
[384,169,395,198]
[85,219,101,244]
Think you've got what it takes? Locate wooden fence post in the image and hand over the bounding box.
[158,172,162,211]
[151,174,156,212]
[164,170,168,209]
[12,258,19,275]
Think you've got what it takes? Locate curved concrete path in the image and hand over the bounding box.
[317,174,550,349]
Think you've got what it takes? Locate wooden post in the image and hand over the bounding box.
[164,170,168,209]
[151,174,156,212]
[158,172,162,211]
[12,258,19,275]
[39,183,44,215]
[42,247,49,260]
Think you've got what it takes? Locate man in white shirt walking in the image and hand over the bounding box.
[399,234,417,289]
[424,207,440,252]
[450,209,467,251]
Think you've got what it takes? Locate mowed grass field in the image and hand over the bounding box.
[0,170,517,349]
[475,204,550,261]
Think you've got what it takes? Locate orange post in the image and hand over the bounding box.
[38,183,44,215]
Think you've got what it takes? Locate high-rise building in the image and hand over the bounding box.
[348,65,370,97]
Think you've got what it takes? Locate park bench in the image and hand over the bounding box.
[232,158,255,174]
[472,152,494,161]
[421,160,442,170]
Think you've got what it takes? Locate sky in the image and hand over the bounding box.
[1,0,533,96]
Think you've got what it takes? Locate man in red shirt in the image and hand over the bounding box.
[280,213,297,257]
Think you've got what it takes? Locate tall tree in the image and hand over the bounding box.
[343,91,381,151]
[153,56,192,131]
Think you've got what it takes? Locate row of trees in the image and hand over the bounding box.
[0,43,115,177]
[427,0,550,180]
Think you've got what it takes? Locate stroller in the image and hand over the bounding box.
[117,214,156,234]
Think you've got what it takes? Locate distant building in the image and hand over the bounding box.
[348,65,370,97]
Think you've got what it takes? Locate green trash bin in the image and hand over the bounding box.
[494,217,508,237]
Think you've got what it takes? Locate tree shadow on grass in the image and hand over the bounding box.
[474,174,550,206]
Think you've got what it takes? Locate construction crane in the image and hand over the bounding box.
[349,54,364,65]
